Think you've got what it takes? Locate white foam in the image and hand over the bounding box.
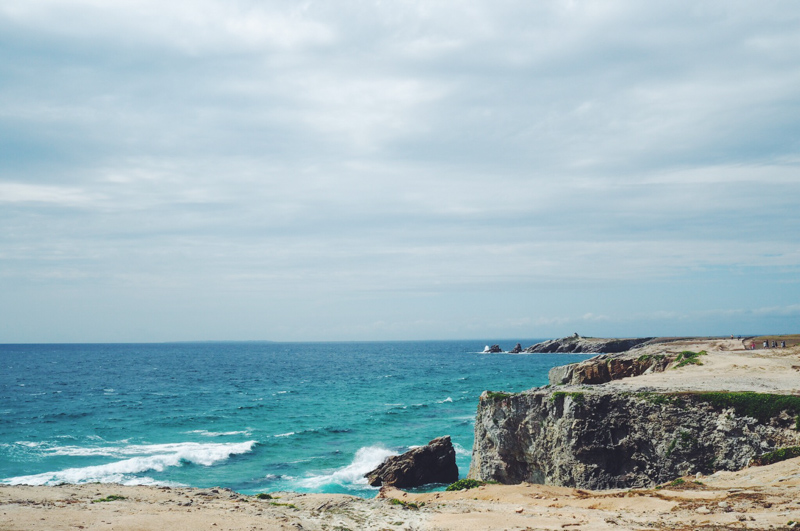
[185,430,252,437]
[274,432,295,438]
[438,397,453,403]
[1,441,256,486]
[453,442,470,456]
[298,446,396,490]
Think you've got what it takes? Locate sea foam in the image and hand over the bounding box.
[1,441,256,486]
[297,446,397,490]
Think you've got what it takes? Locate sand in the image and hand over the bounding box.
[4,337,800,531]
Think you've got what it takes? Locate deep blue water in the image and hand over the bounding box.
[0,341,592,496]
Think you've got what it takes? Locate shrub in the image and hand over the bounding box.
[673,350,707,369]
[92,495,126,503]
[256,493,273,500]
[693,392,800,423]
[446,479,485,491]
[484,391,512,401]
[388,498,424,509]
[751,447,800,466]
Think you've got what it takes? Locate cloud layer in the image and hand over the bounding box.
[1,0,799,341]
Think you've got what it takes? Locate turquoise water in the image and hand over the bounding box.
[0,341,592,496]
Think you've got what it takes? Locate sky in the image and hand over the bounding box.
[1,0,799,343]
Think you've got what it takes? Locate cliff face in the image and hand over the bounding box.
[468,389,800,489]
[548,352,673,385]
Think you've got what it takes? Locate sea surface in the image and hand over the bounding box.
[0,341,592,497]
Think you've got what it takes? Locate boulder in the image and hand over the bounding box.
[365,436,459,488]
[483,344,502,353]
[509,343,523,354]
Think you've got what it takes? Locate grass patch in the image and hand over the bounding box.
[637,354,666,362]
[255,493,273,500]
[751,447,800,466]
[551,391,585,404]
[446,479,485,491]
[91,495,126,503]
[692,392,800,423]
[673,350,707,369]
[269,502,297,509]
[388,498,424,510]
[484,391,512,401]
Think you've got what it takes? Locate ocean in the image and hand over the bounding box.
[0,341,592,497]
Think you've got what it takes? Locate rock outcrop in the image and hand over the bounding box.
[548,351,674,385]
[524,335,654,354]
[509,343,523,354]
[365,436,459,488]
[468,388,800,489]
[483,345,502,353]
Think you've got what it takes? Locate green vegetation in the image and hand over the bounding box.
[484,391,512,401]
[269,502,298,509]
[255,493,273,500]
[673,350,707,369]
[751,447,800,467]
[692,392,800,422]
[669,478,685,487]
[551,391,585,404]
[91,495,126,503]
[446,479,485,491]
[388,498,424,510]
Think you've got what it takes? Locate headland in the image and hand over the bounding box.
[3,336,800,530]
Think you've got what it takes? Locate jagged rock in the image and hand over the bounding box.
[468,388,800,489]
[509,343,523,354]
[524,336,654,354]
[548,352,674,385]
[483,344,502,353]
[365,436,459,488]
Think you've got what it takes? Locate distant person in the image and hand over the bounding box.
[764,341,769,348]
[750,341,755,350]
[782,341,786,348]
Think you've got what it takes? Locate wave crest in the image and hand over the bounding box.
[1,441,256,486]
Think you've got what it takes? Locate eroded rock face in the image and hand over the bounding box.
[468,389,800,489]
[365,436,459,488]
[548,352,674,385]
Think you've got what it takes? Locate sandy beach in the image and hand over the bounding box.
[4,337,800,531]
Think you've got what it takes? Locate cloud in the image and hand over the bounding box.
[0,0,799,340]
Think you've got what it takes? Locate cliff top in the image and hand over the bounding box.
[545,337,800,393]
[601,337,800,393]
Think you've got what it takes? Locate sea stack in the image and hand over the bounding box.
[365,436,459,488]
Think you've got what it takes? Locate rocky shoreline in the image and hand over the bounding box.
[4,336,800,530]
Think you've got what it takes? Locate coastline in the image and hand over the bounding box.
[3,458,800,530]
[4,336,800,530]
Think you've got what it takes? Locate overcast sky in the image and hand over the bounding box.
[1,0,799,342]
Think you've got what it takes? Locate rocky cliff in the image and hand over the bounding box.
[468,388,800,489]
[548,351,674,385]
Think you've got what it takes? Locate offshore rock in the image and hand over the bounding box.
[509,343,523,354]
[468,388,800,489]
[366,436,459,488]
[483,344,502,353]
[524,336,654,354]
